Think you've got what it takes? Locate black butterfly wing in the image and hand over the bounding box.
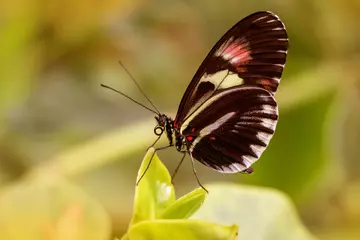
[180,86,278,172]
[174,11,288,127]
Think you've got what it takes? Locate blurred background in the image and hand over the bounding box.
[1,0,360,239]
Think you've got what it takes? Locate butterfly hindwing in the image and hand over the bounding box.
[180,85,278,172]
[175,11,288,126]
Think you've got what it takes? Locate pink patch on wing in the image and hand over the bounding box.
[222,43,239,56]
[220,41,252,66]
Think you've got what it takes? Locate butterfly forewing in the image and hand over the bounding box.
[180,86,278,172]
[175,11,288,126]
[172,11,288,173]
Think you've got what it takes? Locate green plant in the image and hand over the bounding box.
[121,148,238,240]
[119,148,316,240]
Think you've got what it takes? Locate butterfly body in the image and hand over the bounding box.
[152,11,288,175]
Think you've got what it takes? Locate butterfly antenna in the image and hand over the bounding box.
[100,84,158,115]
[118,61,161,114]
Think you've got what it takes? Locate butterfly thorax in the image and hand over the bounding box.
[154,114,187,152]
[175,131,187,152]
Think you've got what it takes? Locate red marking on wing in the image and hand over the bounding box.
[220,42,252,66]
[187,136,193,141]
[222,42,240,55]
[256,79,277,91]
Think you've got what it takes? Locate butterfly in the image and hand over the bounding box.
[102,11,288,191]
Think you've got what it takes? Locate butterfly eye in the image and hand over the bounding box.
[154,126,164,136]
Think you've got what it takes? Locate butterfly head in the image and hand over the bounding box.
[154,114,165,136]
[154,114,174,145]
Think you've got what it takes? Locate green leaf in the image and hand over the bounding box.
[0,174,111,240]
[193,183,317,240]
[130,148,176,226]
[128,220,238,240]
[126,151,235,240]
[161,188,207,219]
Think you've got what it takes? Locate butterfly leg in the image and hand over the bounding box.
[136,145,172,186]
[146,134,162,151]
[171,152,186,182]
[189,152,208,193]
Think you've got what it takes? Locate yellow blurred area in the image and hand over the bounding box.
[1,0,360,239]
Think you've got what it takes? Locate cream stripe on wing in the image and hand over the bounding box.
[189,112,236,152]
[180,87,240,133]
[181,74,245,131]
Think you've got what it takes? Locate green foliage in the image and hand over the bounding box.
[124,148,236,240]
[160,188,206,219]
[121,149,315,240]
[126,220,238,240]
[130,148,176,225]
